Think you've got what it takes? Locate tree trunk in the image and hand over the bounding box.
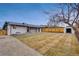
[75,30,79,41]
[73,27,79,41]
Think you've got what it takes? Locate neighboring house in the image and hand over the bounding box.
[3,22,74,35]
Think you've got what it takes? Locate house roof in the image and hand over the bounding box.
[3,21,65,29]
[3,22,46,29]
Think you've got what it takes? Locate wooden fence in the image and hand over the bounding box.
[0,30,7,35]
[41,27,64,33]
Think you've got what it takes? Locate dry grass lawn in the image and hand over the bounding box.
[14,32,79,56]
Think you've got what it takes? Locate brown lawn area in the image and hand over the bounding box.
[14,32,79,56]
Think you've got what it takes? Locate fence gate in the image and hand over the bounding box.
[0,30,7,35]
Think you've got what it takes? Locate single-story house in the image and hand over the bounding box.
[3,22,74,35]
[3,22,42,35]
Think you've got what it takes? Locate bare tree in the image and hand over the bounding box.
[48,3,79,41]
[47,14,60,27]
[44,10,61,27]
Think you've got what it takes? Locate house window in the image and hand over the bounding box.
[13,26,16,29]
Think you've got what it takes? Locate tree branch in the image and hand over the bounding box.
[72,13,79,25]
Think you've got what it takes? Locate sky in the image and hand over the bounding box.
[0,3,59,28]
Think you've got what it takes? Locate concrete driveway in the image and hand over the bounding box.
[0,36,42,56]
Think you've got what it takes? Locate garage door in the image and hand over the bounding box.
[30,29,37,33]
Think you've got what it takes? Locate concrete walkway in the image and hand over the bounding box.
[0,36,42,56]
